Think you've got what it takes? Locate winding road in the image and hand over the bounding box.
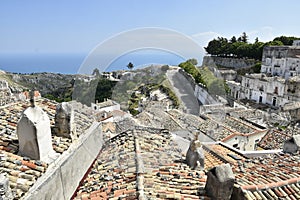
[166,68,200,115]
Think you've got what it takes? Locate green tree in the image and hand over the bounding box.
[92,68,100,77]
[230,36,237,43]
[205,39,222,55]
[127,62,134,70]
[187,58,198,65]
[273,36,300,45]
[264,40,284,47]
[241,32,248,43]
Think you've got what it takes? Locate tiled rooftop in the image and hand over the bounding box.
[135,103,182,131]
[258,128,300,150]
[74,128,210,200]
[198,114,264,142]
[230,109,265,120]
[0,98,95,199]
[203,143,300,200]
[235,152,300,200]
[167,109,204,131]
[198,118,235,141]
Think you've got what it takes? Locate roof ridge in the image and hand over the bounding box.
[241,176,300,191]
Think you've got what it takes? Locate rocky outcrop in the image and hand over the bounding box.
[11,72,76,95]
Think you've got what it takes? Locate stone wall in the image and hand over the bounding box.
[202,56,256,69]
[178,69,218,105]
[23,122,103,200]
[178,68,196,90]
[194,85,219,105]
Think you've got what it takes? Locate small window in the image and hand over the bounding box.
[274,87,278,94]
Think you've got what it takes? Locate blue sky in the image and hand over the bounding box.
[1,0,300,73]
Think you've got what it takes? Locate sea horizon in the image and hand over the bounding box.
[0,51,187,75]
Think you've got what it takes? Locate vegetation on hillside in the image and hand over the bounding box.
[72,78,117,106]
[178,60,204,85]
[205,33,300,60]
[128,83,179,116]
[178,60,228,96]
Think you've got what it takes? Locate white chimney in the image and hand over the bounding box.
[17,106,58,163]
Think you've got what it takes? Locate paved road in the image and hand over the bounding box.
[167,69,200,115]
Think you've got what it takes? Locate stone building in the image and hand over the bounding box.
[228,41,300,109]
[228,73,300,108]
[261,44,300,79]
[91,99,120,112]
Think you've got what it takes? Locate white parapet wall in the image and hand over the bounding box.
[23,122,103,200]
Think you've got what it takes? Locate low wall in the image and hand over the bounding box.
[178,69,218,105]
[194,85,219,105]
[178,68,196,90]
[24,122,103,200]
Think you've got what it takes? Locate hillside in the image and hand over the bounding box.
[0,71,25,93]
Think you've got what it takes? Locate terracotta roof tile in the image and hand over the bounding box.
[74,128,210,199]
[0,98,95,199]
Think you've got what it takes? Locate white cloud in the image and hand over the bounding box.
[247,26,275,42]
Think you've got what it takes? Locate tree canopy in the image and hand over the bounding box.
[205,33,300,60]
[127,62,134,70]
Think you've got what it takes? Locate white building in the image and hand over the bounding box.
[228,73,300,108]
[91,99,120,113]
[228,41,300,108]
[261,45,300,79]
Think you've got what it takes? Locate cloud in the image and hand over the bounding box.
[247,26,275,42]
[191,31,224,47]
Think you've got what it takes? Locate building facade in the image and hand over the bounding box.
[228,42,300,108]
[261,45,300,79]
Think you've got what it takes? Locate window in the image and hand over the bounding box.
[272,97,277,106]
[274,87,278,94]
[259,85,264,91]
[233,143,240,150]
[254,139,260,150]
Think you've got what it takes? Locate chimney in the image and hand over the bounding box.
[17,105,58,163]
[29,90,35,107]
[54,102,76,140]
[283,135,300,153]
[205,163,235,200]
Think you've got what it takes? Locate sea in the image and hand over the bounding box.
[0,51,186,74]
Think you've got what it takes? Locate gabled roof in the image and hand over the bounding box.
[258,128,299,150]
[203,142,300,200]
[73,128,210,199]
